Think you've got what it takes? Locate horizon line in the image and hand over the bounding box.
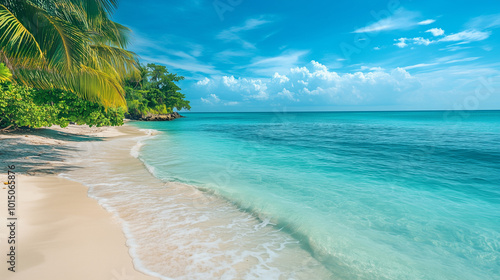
[180,109,500,113]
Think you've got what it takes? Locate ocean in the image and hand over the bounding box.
[64,111,500,279]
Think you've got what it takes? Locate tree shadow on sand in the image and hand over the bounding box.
[0,127,105,175]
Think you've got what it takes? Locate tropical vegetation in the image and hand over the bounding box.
[124,63,190,119]
[0,0,138,106]
[0,0,189,129]
[0,82,124,129]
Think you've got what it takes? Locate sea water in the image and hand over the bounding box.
[67,111,500,279]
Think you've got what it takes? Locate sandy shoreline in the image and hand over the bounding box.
[0,123,333,279]
[0,124,158,280]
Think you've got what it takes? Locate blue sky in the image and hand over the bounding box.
[113,0,500,111]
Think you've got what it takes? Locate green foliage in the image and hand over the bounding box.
[0,83,124,129]
[124,63,190,119]
[0,0,138,107]
[0,63,11,82]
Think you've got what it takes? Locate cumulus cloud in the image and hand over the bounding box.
[196,77,210,86]
[278,88,298,101]
[203,76,269,100]
[273,72,290,84]
[426,28,444,36]
[223,76,238,87]
[394,38,408,48]
[413,37,432,46]
[191,61,500,110]
[195,61,421,106]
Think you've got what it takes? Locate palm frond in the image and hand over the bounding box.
[62,0,118,21]
[98,20,131,48]
[0,0,134,108]
[13,65,126,107]
[29,4,89,70]
[89,45,138,79]
[0,4,43,60]
[75,64,126,107]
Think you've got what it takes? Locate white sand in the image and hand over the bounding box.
[0,124,159,280]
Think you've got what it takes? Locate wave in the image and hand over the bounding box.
[59,126,332,279]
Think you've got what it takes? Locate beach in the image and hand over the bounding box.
[1,112,499,280]
[0,124,158,280]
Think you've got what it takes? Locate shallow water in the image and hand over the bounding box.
[62,128,331,280]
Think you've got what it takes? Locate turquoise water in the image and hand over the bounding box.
[132,111,500,280]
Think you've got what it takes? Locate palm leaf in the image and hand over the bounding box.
[62,0,118,21]
[89,45,138,79]
[0,4,43,61]
[13,65,126,107]
[0,0,135,108]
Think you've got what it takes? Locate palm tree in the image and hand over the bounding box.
[0,0,138,107]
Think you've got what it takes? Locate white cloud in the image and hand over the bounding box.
[273,72,289,84]
[359,66,384,71]
[195,61,421,106]
[141,55,220,75]
[191,60,500,110]
[217,17,272,49]
[438,29,491,43]
[201,94,221,104]
[426,28,444,36]
[202,76,269,100]
[403,55,481,70]
[353,8,430,33]
[445,57,480,64]
[394,38,408,48]
[223,76,238,87]
[196,77,210,86]
[278,88,298,101]
[200,93,240,106]
[439,45,472,52]
[394,29,489,49]
[395,37,433,48]
[247,50,309,75]
[413,37,432,46]
[418,19,435,25]
[403,63,439,70]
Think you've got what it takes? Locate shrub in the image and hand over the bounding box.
[0,83,125,129]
